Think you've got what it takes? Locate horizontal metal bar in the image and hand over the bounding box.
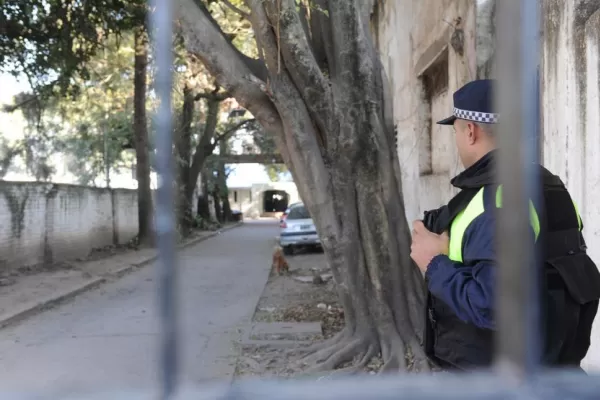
[2,371,598,400]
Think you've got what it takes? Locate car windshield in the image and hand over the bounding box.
[286,205,310,220]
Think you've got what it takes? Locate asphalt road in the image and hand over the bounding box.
[0,220,276,392]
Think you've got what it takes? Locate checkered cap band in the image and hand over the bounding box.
[453,107,499,124]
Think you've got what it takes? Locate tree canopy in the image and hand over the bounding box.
[0,0,146,98]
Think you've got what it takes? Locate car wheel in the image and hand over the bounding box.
[282,246,294,256]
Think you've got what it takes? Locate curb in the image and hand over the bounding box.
[0,222,244,330]
[0,277,106,329]
[129,221,244,270]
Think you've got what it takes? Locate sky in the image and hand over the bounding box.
[0,72,274,187]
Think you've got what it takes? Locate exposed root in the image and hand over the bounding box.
[356,344,379,368]
[321,343,379,377]
[305,337,368,373]
[287,329,347,357]
[379,331,407,372]
[408,340,431,372]
[380,344,407,372]
[298,338,349,366]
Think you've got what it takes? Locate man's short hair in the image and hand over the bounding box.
[476,122,495,138]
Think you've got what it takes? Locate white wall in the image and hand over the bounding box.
[376,0,476,222]
[541,2,600,370]
[0,182,138,269]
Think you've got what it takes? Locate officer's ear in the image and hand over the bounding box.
[466,121,477,145]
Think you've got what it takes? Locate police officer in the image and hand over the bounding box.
[410,79,600,371]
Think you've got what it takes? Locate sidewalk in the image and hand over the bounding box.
[0,223,242,329]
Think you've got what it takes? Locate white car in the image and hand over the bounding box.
[279,203,320,255]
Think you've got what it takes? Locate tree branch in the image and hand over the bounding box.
[245,0,284,74]
[325,0,367,80]
[188,0,268,81]
[213,118,256,144]
[263,0,334,146]
[221,0,250,18]
[245,0,336,215]
[194,90,229,102]
[186,96,221,197]
[309,0,335,73]
[176,0,283,137]
[2,95,39,113]
[210,153,283,164]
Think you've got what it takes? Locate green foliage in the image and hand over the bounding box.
[55,33,144,185]
[206,0,256,57]
[0,0,146,96]
[9,33,146,185]
[0,136,23,179]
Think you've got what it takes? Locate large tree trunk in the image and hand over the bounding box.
[176,0,428,372]
[133,28,154,247]
[197,170,211,221]
[177,90,222,235]
[212,188,222,223]
[218,139,232,222]
[176,84,195,236]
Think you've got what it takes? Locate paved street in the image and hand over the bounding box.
[0,220,276,392]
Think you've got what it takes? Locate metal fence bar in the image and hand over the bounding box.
[1,370,599,399]
[148,0,179,397]
[495,0,541,380]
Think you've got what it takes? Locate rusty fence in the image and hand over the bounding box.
[6,0,600,398]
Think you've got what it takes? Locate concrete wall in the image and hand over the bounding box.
[375,0,476,221]
[0,181,138,269]
[229,188,254,215]
[541,1,600,370]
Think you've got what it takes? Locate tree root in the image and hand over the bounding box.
[408,340,431,373]
[381,342,406,372]
[316,345,379,378]
[286,329,347,357]
[291,333,380,375]
[288,327,431,375]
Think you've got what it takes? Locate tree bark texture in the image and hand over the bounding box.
[174,87,256,234]
[212,188,223,223]
[210,153,283,164]
[175,84,196,236]
[197,169,211,220]
[133,28,154,247]
[176,0,428,372]
[218,139,232,222]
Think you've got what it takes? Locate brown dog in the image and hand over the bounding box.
[271,245,290,275]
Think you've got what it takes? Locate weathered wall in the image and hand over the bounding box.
[541,0,600,371]
[0,182,139,269]
[228,188,254,216]
[375,0,476,221]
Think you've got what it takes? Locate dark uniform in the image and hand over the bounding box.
[421,79,600,371]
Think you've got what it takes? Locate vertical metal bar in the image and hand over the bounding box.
[495,0,541,380]
[148,0,178,398]
[103,128,110,188]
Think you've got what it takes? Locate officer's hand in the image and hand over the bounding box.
[410,220,449,273]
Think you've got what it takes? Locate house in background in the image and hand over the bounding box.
[229,182,301,219]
